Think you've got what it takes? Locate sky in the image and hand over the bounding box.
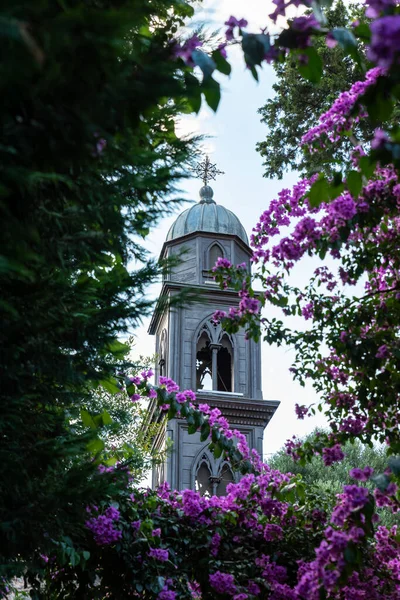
[131,0,328,458]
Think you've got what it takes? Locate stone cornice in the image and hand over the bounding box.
[144,396,280,451]
[203,395,279,428]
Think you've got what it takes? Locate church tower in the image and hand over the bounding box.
[147,157,279,494]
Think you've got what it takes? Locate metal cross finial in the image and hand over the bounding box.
[192,155,225,186]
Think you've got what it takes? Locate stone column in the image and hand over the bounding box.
[210,343,221,390]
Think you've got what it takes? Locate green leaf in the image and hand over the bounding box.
[249,65,259,81]
[168,399,178,420]
[188,422,198,435]
[331,28,361,64]
[242,32,271,67]
[371,473,391,492]
[69,551,80,567]
[93,414,103,428]
[353,22,371,40]
[0,16,23,42]
[101,410,113,426]
[200,422,210,442]
[307,176,330,207]
[332,171,343,187]
[86,438,105,455]
[82,551,90,561]
[157,577,165,592]
[346,170,363,198]
[367,95,394,122]
[277,29,301,50]
[193,410,204,428]
[81,409,96,429]
[344,544,356,564]
[297,47,323,84]
[310,1,327,25]
[211,428,221,443]
[192,50,216,81]
[100,378,121,395]
[184,72,201,114]
[212,50,231,76]
[311,0,327,26]
[213,442,223,459]
[105,339,129,359]
[363,76,394,123]
[186,413,195,426]
[358,156,376,179]
[388,456,400,476]
[202,78,221,112]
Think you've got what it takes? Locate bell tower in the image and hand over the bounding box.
[147,157,279,492]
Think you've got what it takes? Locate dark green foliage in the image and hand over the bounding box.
[0,0,203,580]
[256,1,373,178]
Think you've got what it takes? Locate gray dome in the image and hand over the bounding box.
[166,186,249,245]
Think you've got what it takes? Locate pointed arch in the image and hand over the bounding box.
[216,462,235,496]
[193,450,213,497]
[217,333,233,392]
[191,446,238,497]
[207,241,225,270]
[193,314,236,393]
[159,328,168,378]
[196,329,213,390]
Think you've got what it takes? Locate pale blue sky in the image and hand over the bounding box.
[132,0,328,457]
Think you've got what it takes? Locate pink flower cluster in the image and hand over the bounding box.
[209,571,237,595]
[301,68,385,149]
[224,16,248,41]
[85,506,122,545]
[322,444,345,467]
[173,35,202,67]
[148,547,169,562]
[368,15,400,68]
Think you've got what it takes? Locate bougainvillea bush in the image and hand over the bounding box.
[213,65,400,465]
[17,374,399,599]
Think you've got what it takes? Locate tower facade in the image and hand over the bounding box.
[147,180,279,494]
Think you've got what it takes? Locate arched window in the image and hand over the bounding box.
[208,243,224,270]
[193,451,237,497]
[196,330,213,390]
[217,334,233,392]
[195,320,234,393]
[216,463,235,496]
[159,329,167,378]
[195,455,212,497]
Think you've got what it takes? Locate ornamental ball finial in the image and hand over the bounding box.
[199,185,215,204]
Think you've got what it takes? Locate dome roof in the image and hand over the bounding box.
[166,185,249,245]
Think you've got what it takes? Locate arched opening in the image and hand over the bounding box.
[216,463,235,496]
[195,324,234,393]
[217,347,232,392]
[217,335,233,392]
[192,450,237,497]
[196,331,212,390]
[195,458,212,497]
[209,243,223,270]
[159,329,167,378]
